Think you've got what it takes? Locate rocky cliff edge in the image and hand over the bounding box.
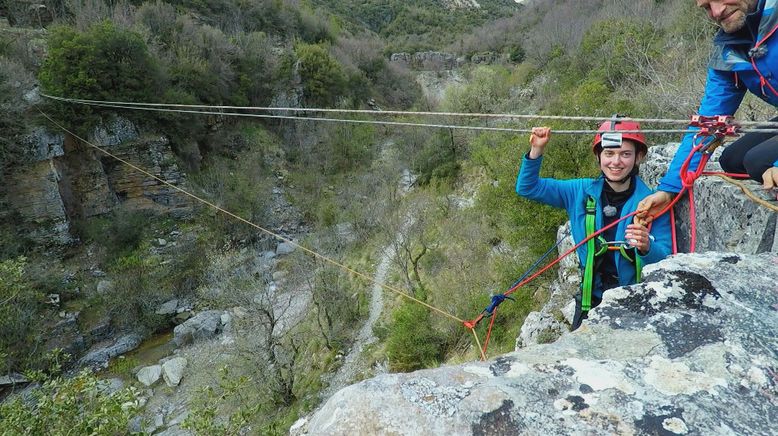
[300,252,778,435]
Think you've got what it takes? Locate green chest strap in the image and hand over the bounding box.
[581,196,643,313]
[582,197,597,312]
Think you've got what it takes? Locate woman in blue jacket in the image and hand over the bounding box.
[516,120,672,330]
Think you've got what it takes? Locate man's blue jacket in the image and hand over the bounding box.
[517,155,672,294]
[659,0,778,192]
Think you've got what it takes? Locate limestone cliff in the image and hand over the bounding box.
[2,116,192,244]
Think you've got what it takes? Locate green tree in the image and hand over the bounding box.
[295,43,347,107]
[324,123,375,174]
[443,65,512,114]
[233,31,278,106]
[385,301,444,372]
[578,18,662,88]
[0,58,27,174]
[0,257,43,372]
[39,21,162,127]
[0,370,141,435]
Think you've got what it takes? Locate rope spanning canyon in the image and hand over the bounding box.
[38,94,778,360]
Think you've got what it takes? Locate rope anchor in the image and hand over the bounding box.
[689,115,740,152]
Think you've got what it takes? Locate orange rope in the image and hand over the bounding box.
[37,109,465,325]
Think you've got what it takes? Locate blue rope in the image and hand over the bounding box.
[507,228,570,290]
[483,293,514,315]
[480,229,571,317]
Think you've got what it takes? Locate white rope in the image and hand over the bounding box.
[40,93,778,133]
[41,93,693,124]
[40,98,693,135]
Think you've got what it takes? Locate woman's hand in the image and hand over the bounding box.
[625,223,652,255]
[528,127,551,159]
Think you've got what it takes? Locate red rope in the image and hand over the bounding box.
[463,210,640,359]
[670,207,677,254]
[482,309,498,357]
[504,211,639,298]
[677,137,714,253]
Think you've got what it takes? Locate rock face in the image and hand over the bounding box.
[640,143,777,254]
[415,70,465,105]
[4,158,73,244]
[172,310,224,346]
[390,51,461,70]
[303,252,778,435]
[2,116,192,243]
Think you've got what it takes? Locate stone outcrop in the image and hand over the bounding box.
[390,50,505,71]
[4,158,73,244]
[442,0,481,10]
[301,252,778,435]
[415,70,465,104]
[2,116,192,243]
[172,310,225,346]
[24,126,65,161]
[390,51,463,70]
[470,52,498,64]
[78,333,143,370]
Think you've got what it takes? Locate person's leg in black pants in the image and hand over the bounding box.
[720,115,778,181]
[571,292,602,331]
[743,136,778,182]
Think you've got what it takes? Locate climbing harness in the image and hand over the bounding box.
[582,197,597,312]
[581,196,643,312]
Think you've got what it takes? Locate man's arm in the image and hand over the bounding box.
[637,68,746,223]
[658,68,746,193]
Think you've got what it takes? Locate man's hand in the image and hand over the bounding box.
[762,166,778,191]
[625,223,651,255]
[528,127,551,159]
[635,191,674,226]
